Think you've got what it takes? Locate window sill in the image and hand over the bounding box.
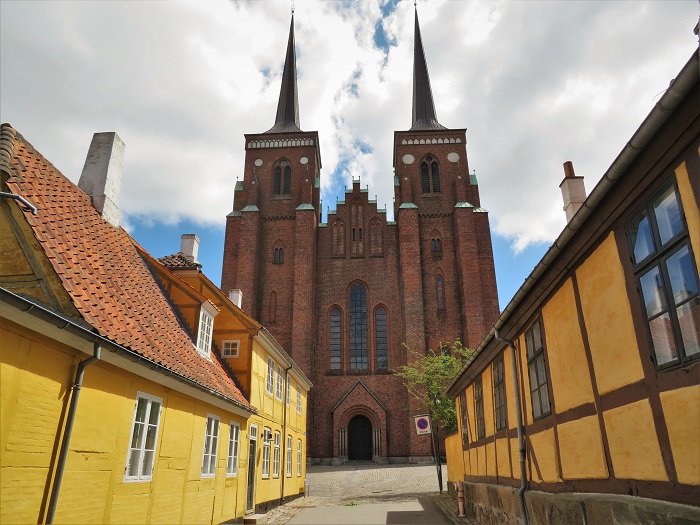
[226,473,238,478]
[271,195,292,200]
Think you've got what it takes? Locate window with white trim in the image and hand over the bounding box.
[262,427,271,478]
[266,357,275,395]
[222,340,240,358]
[296,386,302,414]
[297,439,302,476]
[125,393,162,481]
[226,422,240,476]
[276,366,283,401]
[196,308,214,356]
[201,415,220,478]
[286,377,291,406]
[273,431,280,478]
[286,435,293,477]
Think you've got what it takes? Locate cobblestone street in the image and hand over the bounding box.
[257,463,480,525]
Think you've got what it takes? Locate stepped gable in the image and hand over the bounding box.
[1,123,251,409]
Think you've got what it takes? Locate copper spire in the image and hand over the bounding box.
[410,7,446,131]
[265,14,302,134]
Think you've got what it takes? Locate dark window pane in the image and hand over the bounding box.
[283,166,291,194]
[540,385,551,415]
[421,163,430,193]
[274,166,281,195]
[649,313,678,365]
[666,246,698,305]
[431,162,441,192]
[653,186,683,246]
[532,389,541,420]
[677,297,700,357]
[640,266,668,318]
[630,213,655,264]
[375,307,388,369]
[349,285,368,369]
[330,308,342,369]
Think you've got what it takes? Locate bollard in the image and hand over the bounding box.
[457,481,466,517]
[304,478,309,498]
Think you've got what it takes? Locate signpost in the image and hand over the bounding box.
[413,414,443,493]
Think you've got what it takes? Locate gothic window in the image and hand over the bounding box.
[421,156,441,194]
[273,160,291,196]
[273,241,284,264]
[349,283,368,369]
[332,219,346,256]
[375,306,388,369]
[330,307,342,370]
[436,273,445,311]
[269,292,277,323]
[369,217,383,256]
[430,229,442,253]
[350,201,364,257]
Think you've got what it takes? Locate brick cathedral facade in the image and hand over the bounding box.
[222,10,499,463]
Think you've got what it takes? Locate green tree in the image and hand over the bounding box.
[393,340,473,434]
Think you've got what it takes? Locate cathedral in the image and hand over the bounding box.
[222,8,499,463]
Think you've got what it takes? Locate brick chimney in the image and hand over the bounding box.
[78,132,125,228]
[559,161,586,222]
[180,233,200,263]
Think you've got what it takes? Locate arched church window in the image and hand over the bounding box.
[375,306,388,369]
[330,307,342,370]
[274,160,291,195]
[332,219,346,256]
[421,156,441,194]
[436,273,445,311]
[273,242,284,264]
[369,217,383,256]
[349,283,368,370]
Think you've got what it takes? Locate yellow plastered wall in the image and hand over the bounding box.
[468,447,477,477]
[576,234,644,395]
[476,445,486,477]
[675,157,700,271]
[603,399,667,481]
[445,433,465,483]
[660,385,700,485]
[495,437,512,478]
[527,429,560,483]
[466,384,476,448]
[482,366,494,438]
[503,349,517,431]
[517,334,533,425]
[485,441,497,477]
[542,279,595,412]
[557,415,608,480]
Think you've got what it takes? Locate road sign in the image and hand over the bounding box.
[414,415,432,435]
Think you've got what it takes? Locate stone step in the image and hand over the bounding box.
[243,514,266,524]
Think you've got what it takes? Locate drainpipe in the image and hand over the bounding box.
[46,343,101,524]
[280,365,292,503]
[495,330,528,525]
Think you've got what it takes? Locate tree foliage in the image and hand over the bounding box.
[393,340,473,434]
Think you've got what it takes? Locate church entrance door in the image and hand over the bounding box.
[348,415,372,460]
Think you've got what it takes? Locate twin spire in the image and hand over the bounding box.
[264,7,445,134]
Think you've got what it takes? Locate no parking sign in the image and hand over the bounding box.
[414,415,432,435]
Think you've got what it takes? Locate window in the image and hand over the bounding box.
[276,366,283,401]
[273,247,284,264]
[196,308,214,356]
[297,439,302,476]
[266,357,275,395]
[125,393,162,481]
[202,415,220,478]
[458,392,468,446]
[431,238,442,252]
[627,182,699,368]
[286,377,291,406]
[375,307,388,369]
[273,431,280,478]
[227,422,240,476]
[437,274,445,310]
[286,435,293,477]
[274,160,291,195]
[222,340,240,358]
[349,284,368,369]
[297,386,302,414]
[474,377,485,440]
[262,427,271,478]
[351,201,364,257]
[526,319,551,420]
[493,354,507,431]
[330,307,342,369]
[421,157,441,193]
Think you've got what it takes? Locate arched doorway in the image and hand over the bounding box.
[348,415,372,460]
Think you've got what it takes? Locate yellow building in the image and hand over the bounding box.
[445,51,700,524]
[0,123,309,524]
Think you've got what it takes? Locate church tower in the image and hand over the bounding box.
[222,8,499,464]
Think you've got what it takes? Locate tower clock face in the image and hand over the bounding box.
[402,154,415,164]
[299,156,309,165]
[447,152,460,163]
[254,158,263,167]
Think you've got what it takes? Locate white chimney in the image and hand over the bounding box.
[78,132,125,228]
[229,289,243,309]
[180,234,200,263]
[559,161,586,222]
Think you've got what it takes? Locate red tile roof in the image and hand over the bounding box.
[158,252,202,270]
[0,124,252,411]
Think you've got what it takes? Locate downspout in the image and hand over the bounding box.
[46,342,101,524]
[280,365,292,503]
[495,330,528,525]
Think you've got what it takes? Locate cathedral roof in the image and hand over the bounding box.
[265,15,302,134]
[410,8,447,131]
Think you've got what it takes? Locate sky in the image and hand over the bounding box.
[1,0,697,310]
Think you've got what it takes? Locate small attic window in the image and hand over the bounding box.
[222,340,240,358]
[196,302,218,357]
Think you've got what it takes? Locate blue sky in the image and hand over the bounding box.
[1,0,697,314]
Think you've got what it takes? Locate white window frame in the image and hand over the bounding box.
[286,377,291,406]
[266,357,275,395]
[297,439,302,476]
[286,435,293,477]
[296,386,302,414]
[273,431,281,478]
[222,339,240,358]
[196,307,214,357]
[262,427,271,478]
[226,422,240,477]
[201,414,220,478]
[276,366,283,401]
[124,392,162,482]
